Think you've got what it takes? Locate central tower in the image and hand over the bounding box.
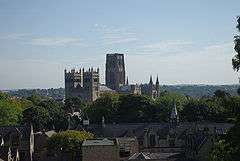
[105,53,126,90]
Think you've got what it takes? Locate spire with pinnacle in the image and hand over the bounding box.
[149,75,153,85]
[170,100,179,127]
[156,75,160,96]
[156,75,159,85]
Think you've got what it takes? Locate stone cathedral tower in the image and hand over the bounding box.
[105,53,126,90]
[65,68,100,102]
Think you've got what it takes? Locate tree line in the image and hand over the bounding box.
[1,89,240,132]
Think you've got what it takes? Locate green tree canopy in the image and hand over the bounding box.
[22,106,50,131]
[0,92,31,126]
[47,130,93,153]
[232,17,240,71]
[64,97,86,113]
[116,94,153,123]
[22,99,68,131]
[86,93,119,123]
[154,92,187,122]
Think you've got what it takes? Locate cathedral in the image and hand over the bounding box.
[64,53,161,101]
[64,68,100,102]
[140,76,160,99]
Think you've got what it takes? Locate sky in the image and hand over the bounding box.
[0,0,240,89]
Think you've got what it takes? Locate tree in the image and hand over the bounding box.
[209,140,237,161]
[27,94,43,105]
[0,92,29,126]
[64,97,86,113]
[47,130,93,160]
[237,87,240,96]
[181,99,211,122]
[154,92,187,122]
[214,90,230,98]
[210,17,240,161]
[0,100,22,126]
[86,93,119,123]
[22,106,50,131]
[116,94,153,123]
[232,17,240,71]
[22,99,68,131]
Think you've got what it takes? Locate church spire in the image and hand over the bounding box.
[170,100,179,127]
[156,75,159,85]
[149,75,153,85]
[126,76,129,85]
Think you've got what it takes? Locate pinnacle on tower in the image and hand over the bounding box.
[126,76,129,85]
[149,75,153,85]
[156,75,159,85]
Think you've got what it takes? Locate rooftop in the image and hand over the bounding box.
[82,138,115,146]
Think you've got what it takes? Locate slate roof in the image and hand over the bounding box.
[82,138,115,146]
[129,152,151,160]
[129,152,180,160]
[79,122,234,140]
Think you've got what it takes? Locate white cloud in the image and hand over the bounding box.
[104,37,138,45]
[27,37,86,46]
[138,40,194,55]
[0,33,87,47]
[0,33,32,40]
[203,42,234,55]
[125,41,239,85]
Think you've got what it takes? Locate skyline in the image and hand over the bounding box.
[0,0,240,89]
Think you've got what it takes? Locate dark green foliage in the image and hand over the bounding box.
[86,93,119,123]
[214,90,230,98]
[210,17,240,161]
[64,97,86,113]
[117,94,153,123]
[27,94,43,105]
[153,92,187,122]
[86,91,240,124]
[210,122,240,161]
[22,98,68,131]
[181,99,211,122]
[47,130,93,157]
[237,87,240,96]
[0,92,31,126]
[22,106,50,131]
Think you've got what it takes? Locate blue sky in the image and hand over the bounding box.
[0,0,239,89]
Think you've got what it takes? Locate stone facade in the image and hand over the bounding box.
[118,84,141,95]
[0,124,34,161]
[65,68,100,102]
[82,139,119,161]
[105,53,126,90]
[82,138,139,161]
[33,131,56,161]
[141,76,160,99]
[117,137,139,161]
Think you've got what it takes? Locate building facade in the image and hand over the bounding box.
[141,76,160,99]
[65,68,100,102]
[0,124,34,161]
[105,53,126,90]
[82,139,119,161]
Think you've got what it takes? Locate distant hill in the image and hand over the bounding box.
[2,84,239,99]
[161,84,239,98]
[4,88,65,100]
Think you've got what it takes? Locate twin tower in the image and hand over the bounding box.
[65,53,126,102]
